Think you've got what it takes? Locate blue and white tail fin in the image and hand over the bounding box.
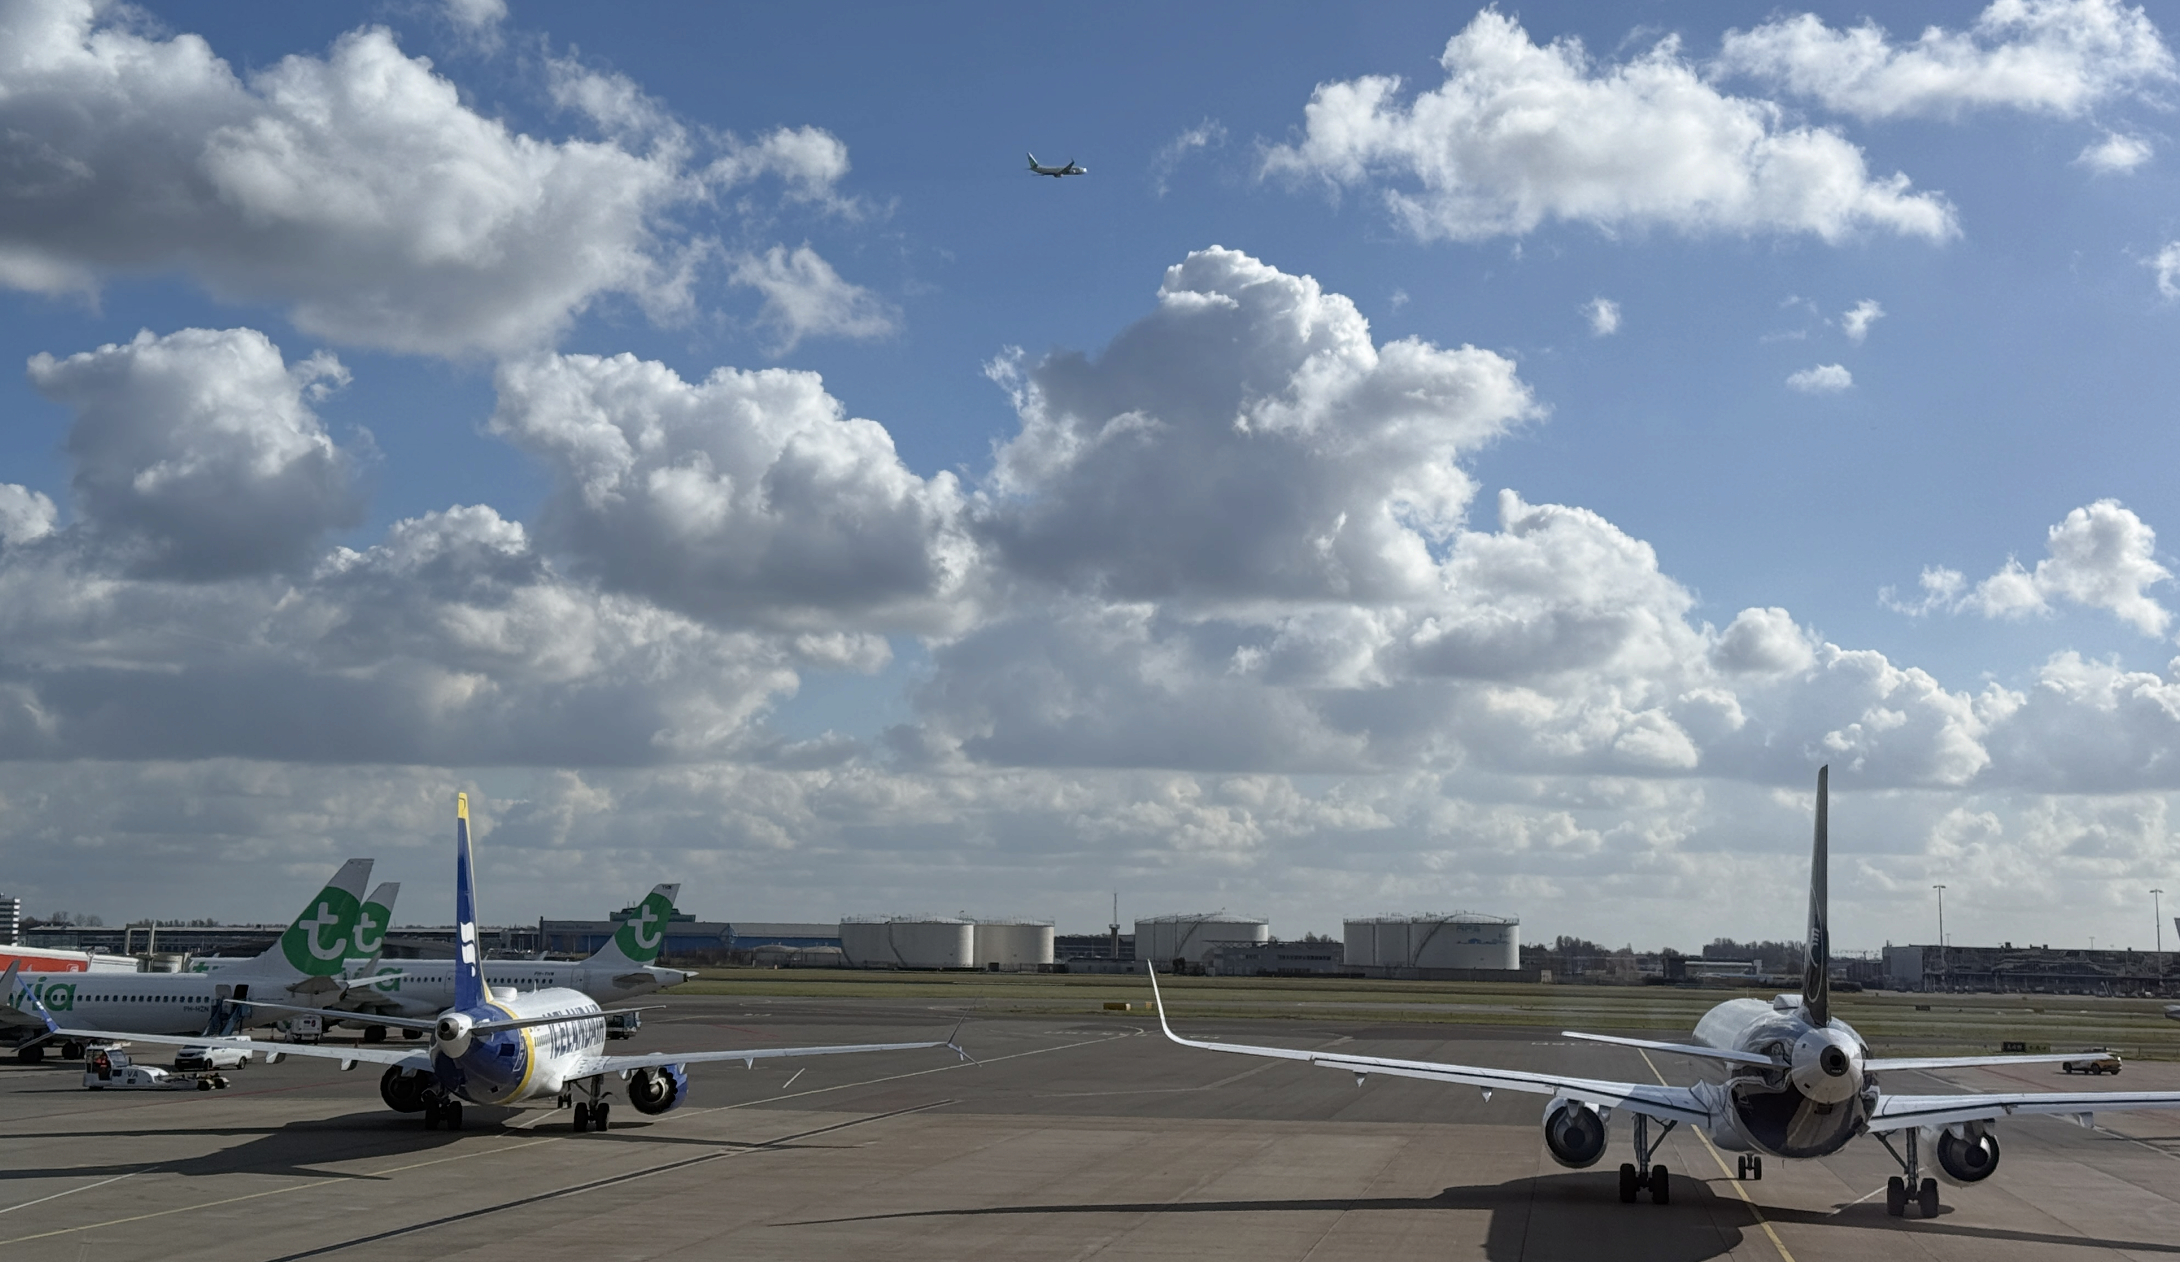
[1803,765,1832,1029]
[453,793,486,1012]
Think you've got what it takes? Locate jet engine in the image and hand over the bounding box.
[627,1064,689,1116]
[1542,1098,1610,1168]
[1932,1124,2001,1184]
[380,1066,431,1113]
[434,1013,473,1058]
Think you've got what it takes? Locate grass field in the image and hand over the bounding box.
[667,968,2180,1059]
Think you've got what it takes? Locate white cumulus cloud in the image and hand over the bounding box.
[28,327,363,579]
[1260,10,1956,244]
[1584,297,1621,336]
[0,1,874,357]
[730,244,898,354]
[2150,242,2180,298]
[2077,130,2154,172]
[1717,0,2176,120]
[1894,500,2173,637]
[489,351,973,631]
[1786,363,1853,392]
[1841,299,1885,342]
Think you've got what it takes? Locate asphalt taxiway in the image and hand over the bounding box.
[4,993,2177,1260]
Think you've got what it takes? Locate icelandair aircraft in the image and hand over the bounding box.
[1026,152,1086,177]
[1150,767,2180,1219]
[37,795,963,1132]
[331,883,696,1025]
[3,867,399,1059]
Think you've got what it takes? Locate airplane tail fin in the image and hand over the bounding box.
[585,883,681,970]
[243,858,373,981]
[356,882,398,960]
[453,794,486,1011]
[1026,152,1038,169]
[1803,765,1831,1029]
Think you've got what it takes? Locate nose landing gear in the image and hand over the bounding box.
[1736,1154,1764,1180]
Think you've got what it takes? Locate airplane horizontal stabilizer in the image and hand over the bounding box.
[1866,1052,2091,1072]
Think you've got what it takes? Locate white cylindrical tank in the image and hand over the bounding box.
[839,918,974,969]
[1346,914,1520,970]
[1135,914,1270,966]
[971,920,1055,968]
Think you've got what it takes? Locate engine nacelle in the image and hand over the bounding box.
[1933,1124,2001,1184]
[434,1013,474,1059]
[379,1066,431,1113]
[1542,1098,1610,1168]
[627,1064,688,1115]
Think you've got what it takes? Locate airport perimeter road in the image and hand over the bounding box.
[4,994,2178,1261]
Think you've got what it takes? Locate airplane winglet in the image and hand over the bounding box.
[1146,963,1183,1043]
[945,1019,976,1064]
[12,967,61,1034]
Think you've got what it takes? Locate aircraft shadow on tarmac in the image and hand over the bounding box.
[783,1172,2180,1261]
[0,1109,890,1189]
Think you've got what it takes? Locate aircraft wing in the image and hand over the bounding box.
[1147,969,1709,1127]
[51,1027,430,1071]
[567,1037,959,1080]
[1869,1088,2180,1132]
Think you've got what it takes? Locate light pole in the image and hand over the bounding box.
[2155,889,2166,994]
[1933,884,1947,991]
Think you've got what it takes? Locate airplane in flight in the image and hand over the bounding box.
[32,794,964,1132]
[324,882,696,1029]
[1149,766,2180,1218]
[4,867,399,1059]
[1026,152,1086,177]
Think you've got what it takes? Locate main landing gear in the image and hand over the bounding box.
[1617,1113,1674,1204]
[1736,1155,1764,1181]
[1875,1128,1940,1218]
[422,1095,464,1131]
[566,1077,612,1133]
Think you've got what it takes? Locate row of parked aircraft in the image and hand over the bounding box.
[9,771,2180,1215]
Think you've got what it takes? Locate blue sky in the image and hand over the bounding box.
[2,0,2178,952]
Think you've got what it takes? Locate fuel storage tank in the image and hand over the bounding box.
[971,920,1055,969]
[838,917,974,969]
[1343,913,1520,970]
[1135,913,1269,966]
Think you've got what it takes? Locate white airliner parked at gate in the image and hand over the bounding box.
[1151,767,2180,1219]
[35,795,963,1132]
[4,867,398,1058]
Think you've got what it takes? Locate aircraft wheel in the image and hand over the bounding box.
[1917,1177,1939,1217]
[1750,1156,1763,1180]
[594,1102,610,1132]
[198,1078,213,1091]
[1885,1176,1905,1216]
[362,1025,386,1045]
[1618,1163,1638,1203]
[15,1044,44,1064]
[1650,1165,1670,1205]
[573,1103,590,1133]
[424,1102,442,1130]
[445,1101,464,1131]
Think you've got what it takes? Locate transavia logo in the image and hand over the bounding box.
[354,901,391,957]
[614,891,674,962]
[13,979,76,1012]
[281,886,365,976]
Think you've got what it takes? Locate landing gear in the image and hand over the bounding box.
[13,1043,42,1064]
[570,1076,612,1134]
[1877,1129,1941,1217]
[362,1025,386,1044]
[1737,1155,1763,1181]
[422,1096,465,1131]
[1623,1114,1674,1204]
